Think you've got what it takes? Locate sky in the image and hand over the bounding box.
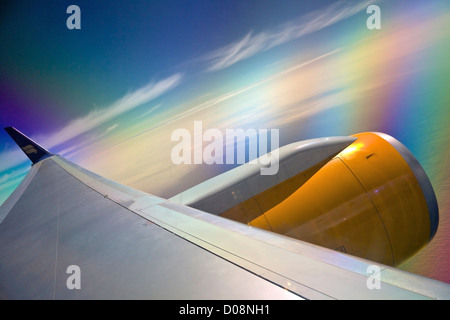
[1,1,450,283]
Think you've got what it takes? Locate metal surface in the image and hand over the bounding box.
[372,132,439,241]
[0,158,300,299]
[0,162,41,224]
[250,132,436,266]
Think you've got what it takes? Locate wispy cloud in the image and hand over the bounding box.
[0,73,183,173]
[204,0,376,71]
[0,149,27,173]
[140,103,163,118]
[40,73,183,150]
[58,123,120,158]
[128,49,339,139]
[0,166,29,186]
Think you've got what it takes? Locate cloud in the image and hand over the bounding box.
[0,73,183,173]
[57,123,119,159]
[0,166,29,186]
[105,123,119,133]
[140,104,163,118]
[0,148,27,173]
[40,73,183,150]
[131,49,339,139]
[204,0,376,71]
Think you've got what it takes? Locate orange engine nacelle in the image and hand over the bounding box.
[250,132,439,266]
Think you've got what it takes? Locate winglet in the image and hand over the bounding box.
[4,127,53,164]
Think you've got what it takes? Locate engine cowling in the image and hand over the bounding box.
[250,132,439,266]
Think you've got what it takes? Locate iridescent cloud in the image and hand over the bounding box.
[203,0,376,71]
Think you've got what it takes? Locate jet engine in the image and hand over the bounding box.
[171,132,439,266]
[249,132,438,266]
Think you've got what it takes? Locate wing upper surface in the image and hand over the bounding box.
[0,157,299,299]
[1,154,449,299]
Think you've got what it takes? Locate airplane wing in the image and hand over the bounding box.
[1,127,449,300]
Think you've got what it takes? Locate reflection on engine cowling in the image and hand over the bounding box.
[250,132,439,266]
